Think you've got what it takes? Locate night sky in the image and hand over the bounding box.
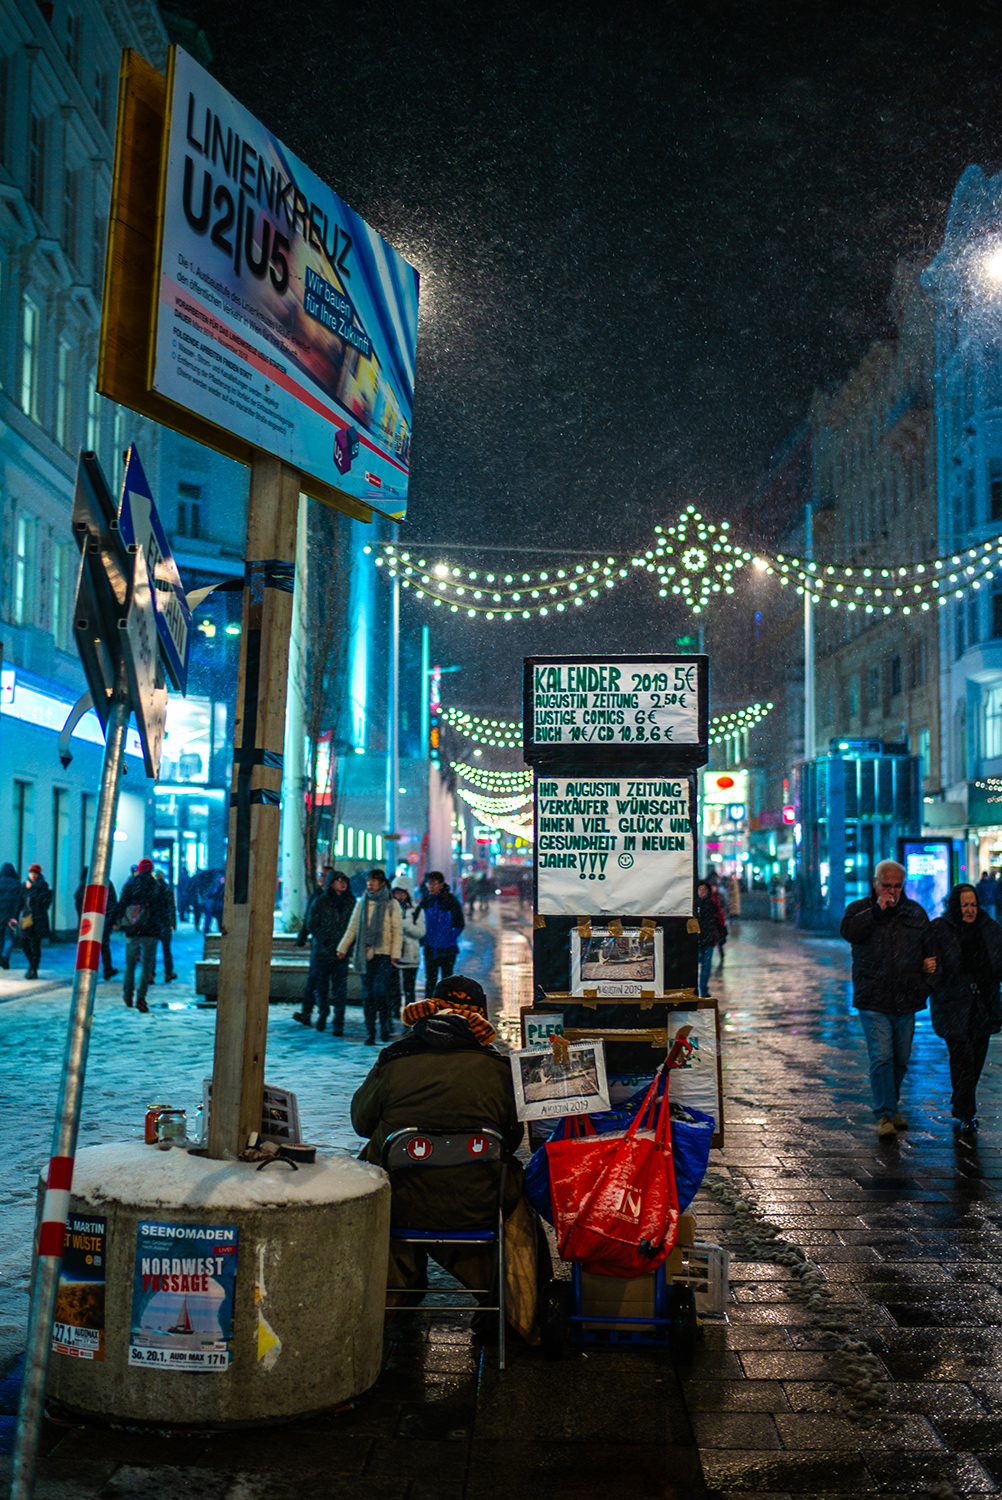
[171,0,1002,715]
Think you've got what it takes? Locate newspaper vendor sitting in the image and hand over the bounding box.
[350,974,545,1341]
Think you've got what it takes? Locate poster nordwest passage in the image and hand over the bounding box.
[52,1214,106,1361]
[535,776,695,916]
[152,48,419,518]
[129,1222,238,1371]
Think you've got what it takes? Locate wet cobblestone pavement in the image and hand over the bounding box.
[4,912,1002,1496]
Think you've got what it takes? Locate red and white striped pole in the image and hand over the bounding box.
[11,687,130,1500]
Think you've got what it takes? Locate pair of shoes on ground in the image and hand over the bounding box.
[25,969,38,980]
[123,995,150,1012]
[164,971,177,982]
[878,1113,908,1137]
[292,1011,312,1026]
[955,1116,979,1136]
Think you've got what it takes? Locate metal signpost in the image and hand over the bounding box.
[11,455,169,1500]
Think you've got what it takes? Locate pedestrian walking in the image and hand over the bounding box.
[695,879,724,997]
[708,873,729,971]
[840,858,934,1137]
[927,883,1002,1136]
[109,857,172,1013]
[0,862,22,969]
[975,869,998,919]
[74,867,118,980]
[152,870,177,982]
[392,885,425,1016]
[417,871,465,998]
[463,872,476,920]
[337,868,403,1045]
[477,872,492,913]
[18,864,51,978]
[203,870,225,934]
[294,870,354,1033]
[176,868,192,923]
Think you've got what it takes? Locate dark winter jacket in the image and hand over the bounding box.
[695,892,724,950]
[418,886,465,951]
[351,1014,524,1229]
[928,910,1002,1040]
[21,877,52,941]
[0,863,22,930]
[110,872,172,939]
[297,875,355,958]
[840,894,931,1014]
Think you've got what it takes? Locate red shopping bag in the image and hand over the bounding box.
[547,1073,680,1278]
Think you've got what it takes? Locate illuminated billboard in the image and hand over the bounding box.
[151,48,419,519]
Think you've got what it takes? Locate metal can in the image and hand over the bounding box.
[156,1108,187,1146]
[145,1104,169,1144]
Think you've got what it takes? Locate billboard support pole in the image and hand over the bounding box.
[208,456,300,1159]
[10,675,131,1500]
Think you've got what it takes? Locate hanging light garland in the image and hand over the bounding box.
[368,504,1002,623]
[453,762,532,794]
[441,707,522,748]
[456,786,532,817]
[708,702,774,745]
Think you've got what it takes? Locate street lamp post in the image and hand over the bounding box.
[804,498,816,763]
[384,568,400,877]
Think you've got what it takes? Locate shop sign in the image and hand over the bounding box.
[151,48,419,519]
[535,774,695,916]
[129,1221,238,1371]
[525,656,704,752]
[702,769,749,805]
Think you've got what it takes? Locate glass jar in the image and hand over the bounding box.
[156,1108,187,1145]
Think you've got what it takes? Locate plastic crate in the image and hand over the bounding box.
[669,1243,730,1314]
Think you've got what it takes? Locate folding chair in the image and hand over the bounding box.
[380,1127,508,1370]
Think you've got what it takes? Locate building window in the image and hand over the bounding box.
[990,458,1002,522]
[965,466,977,529]
[969,595,979,648]
[56,339,71,448]
[52,542,71,649]
[28,108,45,211]
[890,654,902,697]
[20,297,40,420]
[0,56,9,166]
[80,792,95,875]
[849,675,860,717]
[917,726,931,782]
[908,636,926,688]
[91,212,105,289]
[64,11,81,74]
[51,787,68,928]
[346,827,354,859]
[86,374,98,451]
[13,780,33,876]
[984,685,1002,761]
[994,592,1002,640]
[62,166,78,262]
[93,68,109,130]
[14,514,34,626]
[177,482,203,538]
[956,602,966,660]
[867,664,881,711]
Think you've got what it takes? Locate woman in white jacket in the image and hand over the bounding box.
[392,885,425,1016]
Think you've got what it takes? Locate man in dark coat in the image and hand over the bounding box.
[0,862,22,969]
[109,858,172,1012]
[351,975,526,1312]
[927,883,1002,1134]
[417,872,465,997]
[840,858,935,1137]
[19,864,51,979]
[75,868,118,981]
[294,871,355,1033]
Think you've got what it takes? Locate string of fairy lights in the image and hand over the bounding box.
[365,505,1002,621]
[443,704,774,838]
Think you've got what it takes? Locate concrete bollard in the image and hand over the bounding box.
[44,1142,390,1425]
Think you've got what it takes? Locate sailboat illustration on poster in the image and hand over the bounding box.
[168,1299,193,1336]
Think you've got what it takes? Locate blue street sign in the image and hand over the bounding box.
[116,447,192,694]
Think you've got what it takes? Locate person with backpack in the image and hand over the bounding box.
[417,872,465,998]
[109,858,171,1012]
[293,870,355,1033]
[74,867,118,981]
[20,864,52,980]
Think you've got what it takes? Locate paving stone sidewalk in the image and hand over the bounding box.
[687,920,1002,1499]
